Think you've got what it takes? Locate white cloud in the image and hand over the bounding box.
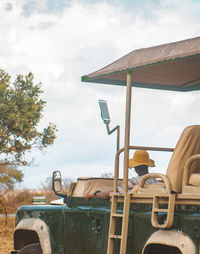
[0,0,200,188]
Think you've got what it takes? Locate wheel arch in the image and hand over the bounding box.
[142,230,196,254]
[14,218,51,254]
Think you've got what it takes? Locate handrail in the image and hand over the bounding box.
[138,173,171,193]
[137,173,175,229]
[182,154,200,190]
[113,145,174,192]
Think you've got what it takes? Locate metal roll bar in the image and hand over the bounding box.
[113,146,174,192]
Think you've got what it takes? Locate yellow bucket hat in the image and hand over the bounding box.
[129,150,155,168]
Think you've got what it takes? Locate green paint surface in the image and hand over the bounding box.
[16,200,200,254]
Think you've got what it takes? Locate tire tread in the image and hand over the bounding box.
[18,243,42,254]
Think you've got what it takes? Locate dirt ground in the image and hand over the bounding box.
[0,216,15,254]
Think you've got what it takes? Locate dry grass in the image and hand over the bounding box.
[1,189,58,214]
[0,216,15,254]
[0,189,62,253]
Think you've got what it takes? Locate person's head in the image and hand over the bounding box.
[129,150,155,176]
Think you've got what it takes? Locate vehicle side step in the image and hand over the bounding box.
[151,194,176,229]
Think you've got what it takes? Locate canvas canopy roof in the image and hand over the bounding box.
[82,36,200,92]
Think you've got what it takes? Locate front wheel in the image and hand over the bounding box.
[18,243,42,254]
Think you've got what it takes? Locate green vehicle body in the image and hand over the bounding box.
[13,197,199,254]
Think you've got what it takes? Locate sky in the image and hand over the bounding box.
[1,0,200,189]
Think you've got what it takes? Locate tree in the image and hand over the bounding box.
[40,176,74,192]
[100,171,113,178]
[0,162,23,190]
[0,69,57,167]
[0,162,23,223]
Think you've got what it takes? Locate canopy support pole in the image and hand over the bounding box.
[123,70,132,193]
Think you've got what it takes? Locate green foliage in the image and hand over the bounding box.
[0,163,23,190]
[0,69,57,166]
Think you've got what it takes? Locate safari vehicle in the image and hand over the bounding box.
[11,36,200,254]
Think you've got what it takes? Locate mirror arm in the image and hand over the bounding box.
[106,124,120,152]
[106,124,118,134]
[54,192,67,199]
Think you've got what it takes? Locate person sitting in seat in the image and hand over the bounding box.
[93,150,157,200]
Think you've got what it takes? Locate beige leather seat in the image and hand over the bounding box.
[166,125,200,193]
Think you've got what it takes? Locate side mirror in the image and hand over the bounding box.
[52,171,62,193]
[99,99,111,124]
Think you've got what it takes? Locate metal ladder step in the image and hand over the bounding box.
[109,234,122,239]
[153,208,168,213]
[107,193,131,254]
[111,213,123,218]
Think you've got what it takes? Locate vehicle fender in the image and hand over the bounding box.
[14,218,51,254]
[142,229,196,254]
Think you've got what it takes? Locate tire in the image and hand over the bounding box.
[18,243,42,254]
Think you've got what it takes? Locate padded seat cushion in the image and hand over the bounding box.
[189,173,200,186]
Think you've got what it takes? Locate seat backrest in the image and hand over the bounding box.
[71,177,123,197]
[166,125,200,193]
